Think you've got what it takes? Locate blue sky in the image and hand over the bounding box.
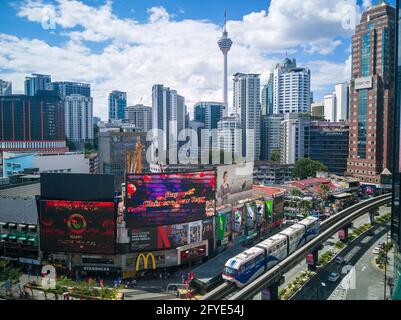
[0,0,396,119]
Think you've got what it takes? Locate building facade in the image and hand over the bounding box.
[280,113,310,165]
[217,115,242,160]
[125,104,152,133]
[253,160,293,185]
[309,121,349,175]
[24,74,51,96]
[64,94,94,143]
[260,114,283,161]
[45,81,91,99]
[0,91,67,154]
[0,80,12,95]
[108,91,127,121]
[233,73,261,160]
[311,102,325,118]
[272,58,311,114]
[347,3,396,184]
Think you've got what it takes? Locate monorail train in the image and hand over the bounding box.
[222,216,320,287]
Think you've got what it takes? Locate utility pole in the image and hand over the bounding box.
[384,230,389,300]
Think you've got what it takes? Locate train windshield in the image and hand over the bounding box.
[223,267,238,277]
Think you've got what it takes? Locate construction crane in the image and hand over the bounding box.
[125,136,143,174]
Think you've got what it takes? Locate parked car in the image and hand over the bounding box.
[372,248,381,255]
[367,230,375,236]
[328,272,340,282]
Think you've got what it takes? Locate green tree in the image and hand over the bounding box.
[292,158,328,180]
[270,149,281,163]
[290,188,304,197]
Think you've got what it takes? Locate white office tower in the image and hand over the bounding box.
[218,11,233,117]
[217,115,242,160]
[65,94,94,142]
[233,73,261,161]
[334,82,349,121]
[324,93,336,122]
[0,80,12,95]
[323,82,350,122]
[125,104,152,132]
[280,113,310,165]
[152,84,185,162]
[272,58,311,114]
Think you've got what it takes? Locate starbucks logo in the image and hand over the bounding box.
[67,214,87,234]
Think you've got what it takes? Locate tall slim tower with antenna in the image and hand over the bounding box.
[218,11,233,117]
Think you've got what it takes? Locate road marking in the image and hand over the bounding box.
[361,266,366,272]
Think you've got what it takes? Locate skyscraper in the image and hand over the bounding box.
[233,73,261,160]
[217,115,242,159]
[152,84,185,161]
[0,80,12,95]
[64,94,93,143]
[24,74,51,96]
[280,113,310,165]
[335,82,350,121]
[218,11,232,117]
[272,58,311,114]
[125,104,152,132]
[260,114,283,161]
[346,2,396,184]
[194,102,224,153]
[108,91,127,121]
[46,81,91,99]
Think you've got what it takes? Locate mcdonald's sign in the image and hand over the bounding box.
[135,253,156,272]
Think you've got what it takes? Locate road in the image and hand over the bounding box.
[291,221,390,300]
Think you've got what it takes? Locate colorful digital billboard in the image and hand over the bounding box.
[125,171,216,227]
[39,200,116,254]
[265,199,273,223]
[129,218,214,252]
[216,212,227,241]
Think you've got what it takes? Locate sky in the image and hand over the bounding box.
[0,0,396,120]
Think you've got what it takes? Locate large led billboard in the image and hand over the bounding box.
[129,218,213,252]
[39,200,116,254]
[216,163,253,206]
[125,171,216,227]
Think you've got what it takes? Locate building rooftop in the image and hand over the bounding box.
[0,198,38,224]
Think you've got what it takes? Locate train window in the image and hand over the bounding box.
[240,266,245,273]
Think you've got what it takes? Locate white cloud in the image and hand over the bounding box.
[1,0,366,119]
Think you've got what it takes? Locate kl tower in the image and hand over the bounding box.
[218,11,233,117]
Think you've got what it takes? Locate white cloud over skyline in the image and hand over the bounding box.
[0,0,363,119]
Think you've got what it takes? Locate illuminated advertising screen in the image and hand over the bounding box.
[265,199,273,223]
[245,202,257,229]
[232,206,243,233]
[126,171,216,227]
[39,200,116,254]
[130,219,214,252]
[255,200,265,224]
[216,212,227,241]
[216,164,253,206]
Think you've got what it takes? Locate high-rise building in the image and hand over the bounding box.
[261,76,274,116]
[24,74,51,96]
[64,94,93,143]
[217,115,242,159]
[194,102,224,153]
[0,80,12,95]
[233,73,261,160]
[125,104,152,133]
[280,113,310,165]
[272,58,311,114]
[324,93,336,122]
[46,81,91,99]
[311,102,325,118]
[346,2,396,184]
[218,11,232,116]
[335,82,350,121]
[108,91,127,121]
[260,114,283,161]
[0,91,67,153]
[391,0,401,301]
[152,84,185,161]
[309,121,349,175]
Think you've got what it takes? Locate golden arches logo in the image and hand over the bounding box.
[135,253,156,272]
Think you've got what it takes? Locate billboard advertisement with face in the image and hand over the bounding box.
[39,200,116,254]
[125,171,216,227]
[216,163,253,206]
[130,219,213,252]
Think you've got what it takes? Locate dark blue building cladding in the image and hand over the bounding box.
[0,91,65,142]
[392,0,401,300]
[309,122,349,175]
